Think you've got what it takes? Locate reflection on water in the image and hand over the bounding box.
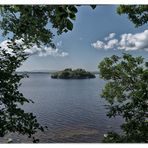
[0,74,123,143]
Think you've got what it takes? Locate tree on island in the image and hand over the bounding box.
[51,68,96,79]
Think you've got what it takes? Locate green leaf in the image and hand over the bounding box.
[68,6,78,13]
[145,62,148,67]
[69,13,76,20]
[67,19,73,30]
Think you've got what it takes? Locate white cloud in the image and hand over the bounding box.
[0,40,13,54]
[91,40,105,49]
[118,30,148,51]
[0,39,69,57]
[25,45,68,57]
[92,30,148,51]
[104,39,118,49]
[104,33,116,41]
[91,39,118,50]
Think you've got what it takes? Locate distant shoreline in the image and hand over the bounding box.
[16,71,99,75]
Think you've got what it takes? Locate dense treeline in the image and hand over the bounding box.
[51,68,96,79]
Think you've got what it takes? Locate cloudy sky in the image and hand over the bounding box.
[0,5,148,71]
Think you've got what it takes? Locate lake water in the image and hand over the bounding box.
[0,74,123,143]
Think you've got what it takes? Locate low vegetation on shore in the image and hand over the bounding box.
[51,68,96,79]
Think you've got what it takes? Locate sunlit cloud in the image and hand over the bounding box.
[104,33,116,41]
[0,39,69,57]
[92,30,148,51]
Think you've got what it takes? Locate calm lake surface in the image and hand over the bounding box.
[0,74,123,143]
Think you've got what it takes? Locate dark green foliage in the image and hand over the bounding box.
[0,5,79,47]
[102,132,122,143]
[99,53,148,143]
[51,68,96,79]
[0,41,44,140]
[0,5,97,48]
[117,5,148,27]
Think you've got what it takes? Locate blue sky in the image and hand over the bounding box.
[1,5,148,71]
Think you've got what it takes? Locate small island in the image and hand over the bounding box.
[51,68,96,79]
